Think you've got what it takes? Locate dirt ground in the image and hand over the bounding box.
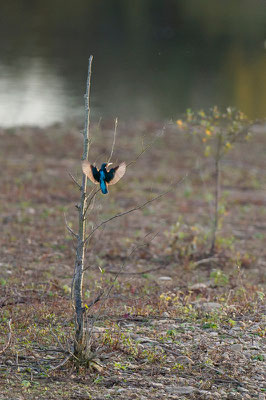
[0,121,265,399]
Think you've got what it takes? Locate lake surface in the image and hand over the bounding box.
[0,0,266,127]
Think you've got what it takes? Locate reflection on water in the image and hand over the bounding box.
[0,0,265,127]
[0,58,83,126]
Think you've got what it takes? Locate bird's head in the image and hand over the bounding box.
[101,162,112,170]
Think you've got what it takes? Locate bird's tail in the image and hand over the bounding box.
[100,179,108,194]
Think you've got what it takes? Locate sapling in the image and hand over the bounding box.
[68,58,189,369]
[178,107,252,255]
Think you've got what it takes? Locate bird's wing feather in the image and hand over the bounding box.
[82,161,100,184]
[106,162,126,185]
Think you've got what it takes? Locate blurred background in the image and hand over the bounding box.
[0,0,266,127]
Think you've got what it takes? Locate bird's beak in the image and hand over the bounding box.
[107,162,113,167]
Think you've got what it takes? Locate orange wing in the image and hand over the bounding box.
[107,162,126,185]
[82,161,100,184]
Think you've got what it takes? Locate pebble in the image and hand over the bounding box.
[151,382,164,389]
[189,283,208,290]
[230,344,243,352]
[158,276,173,281]
[162,311,170,317]
[166,386,195,395]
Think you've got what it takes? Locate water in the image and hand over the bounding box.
[0,0,266,127]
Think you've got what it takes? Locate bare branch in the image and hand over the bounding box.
[84,174,188,245]
[83,291,104,310]
[107,118,118,164]
[83,225,107,272]
[202,363,243,386]
[68,172,81,190]
[84,188,100,219]
[0,319,12,354]
[126,125,166,168]
[64,212,78,239]
[49,354,72,371]
[105,264,165,275]
[193,257,219,266]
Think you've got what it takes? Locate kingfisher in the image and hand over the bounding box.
[82,161,126,194]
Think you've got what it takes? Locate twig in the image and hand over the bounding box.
[48,328,78,373]
[219,121,259,160]
[107,118,118,164]
[84,175,187,245]
[68,172,81,190]
[64,212,78,239]
[49,328,70,355]
[193,257,219,267]
[126,135,160,168]
[32,347,69,354]
[0,319,12,354]
[202,363,244,386]
[84,188,100,219]
[83,225,107,272]
[83,291,104,310]
[49,354,72,371]
[160,344,187,358]
[105,264,165,275]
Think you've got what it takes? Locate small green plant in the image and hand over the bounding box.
[202,321,219,330]
[21,380,31,389]
[257,291,265,301]
[228,319,237,327]
[172,363,184,370]
[93,375,104,384]
[114,361,127,370]
[252,354,264,361]
[210,269,229,286]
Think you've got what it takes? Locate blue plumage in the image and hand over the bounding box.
[82,161,126,195]
[99,169,108,194]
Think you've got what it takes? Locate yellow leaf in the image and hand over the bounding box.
[176,119,183,127]
[225,142,232,149]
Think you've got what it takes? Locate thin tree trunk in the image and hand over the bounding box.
[210,134,222,255]
[73,56,93,362]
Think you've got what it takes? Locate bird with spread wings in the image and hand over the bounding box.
[82,161,126,194]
